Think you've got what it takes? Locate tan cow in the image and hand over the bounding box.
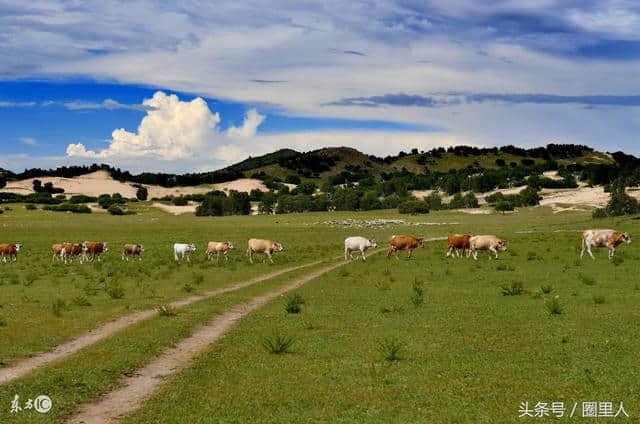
[51,243,64,262]
[83,241,108,262]
[581,229,631,260]
[122,244,144,261]
[247,239,283,263]
[207,241,235,262]
[469,235,508,260]
[447,234,471,258]
[387,235,424,259]
[0,243,21,263]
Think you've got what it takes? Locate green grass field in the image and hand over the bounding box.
[0,204,638,422]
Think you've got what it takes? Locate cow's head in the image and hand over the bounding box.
[275,242,284,251]
[15,244,22,252]
[497,239,508,251]
[81,242,89,253]
[138,244,145,252]
[227,241,235,250]
[417,238,425,247]
[369,239,377,248]
[622,232,631,244]
[190,243,197,251]
[103,242,109,252]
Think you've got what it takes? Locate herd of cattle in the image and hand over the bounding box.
[0,229,631,265]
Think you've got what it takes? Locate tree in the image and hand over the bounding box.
[259,192,277,214]
[295,181,317,195]
[0,175,5,189]
[33,179,43,192]
[593,179,640,217]
[136,186,148,201]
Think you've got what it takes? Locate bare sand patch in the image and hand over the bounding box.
[151,202,198,215]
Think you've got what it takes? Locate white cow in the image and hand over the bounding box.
[581,229,631,260]
[174,243,196,262]
[344,236,377,261]
[469,235,508,260]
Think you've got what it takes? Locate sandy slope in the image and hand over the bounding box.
[1,171,267,199]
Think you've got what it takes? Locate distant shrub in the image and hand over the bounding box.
[107,205,124,215]
[136,185,148,201]
[398,200,429,214]
[43,203,91,213]
[262,332,295,354]
[494,201,514,212]
[69,195,98,204]
[25,203,37,210]
[183,283,194,293]
[173,196,188,206]
[284,293,305,314]
[377,336,404,361]
[500,282,524,296]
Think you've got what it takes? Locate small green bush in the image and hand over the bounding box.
[51,298,68,316]
[72,296,92,307]
[540,284,553,294]
[545,296,564,315]
[25,203,37,210]
[284,293,305,314]
[377,336,404,361]
[501,282,524,296]
[262,332,295,354]
[593,295,605,305]
[157,305,178,317]
[410,278,424,307]
[106,284,125,299]
[107,205,125,215]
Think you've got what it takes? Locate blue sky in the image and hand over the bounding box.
[1,1,640,172]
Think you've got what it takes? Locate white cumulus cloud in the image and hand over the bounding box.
[226,109,265,139]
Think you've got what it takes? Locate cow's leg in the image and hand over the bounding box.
[580,238,586,259]
[266,251,273,263]
[608,246,615,260]
[587,244,595,260]
[446,246,453,257]
[361,248,366,261]
[224,252,229,262]
[407,248,413,259]
[344,247,349,260]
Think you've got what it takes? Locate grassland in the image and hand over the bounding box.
[0,204,638,422]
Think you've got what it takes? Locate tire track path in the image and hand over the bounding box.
[67,258,356,424]
[0,261,321,386]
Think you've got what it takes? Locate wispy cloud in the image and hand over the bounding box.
[0,101,36,107]
[63,99,154,111]
[330,92,640,108]
[18,137,39,146]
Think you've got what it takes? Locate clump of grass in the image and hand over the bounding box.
[612,256,624,266]
[284,293,305,314]
[83,282,100,296]
[338,268,350,277]
[302,319,315,330]
[500,281,524,296]
[374,280,390,291]
[377,336,404,362]
[192,272,204,285]
[593,295,605,305]
[51,298,68,317]
[262,332,295,354]
[106,283,125,299]
[527,251,540,261]
[380,304,405,314]
[496,263,516,272]
[183,283,194,293]
[9,274,20,285]
[0,317,6,327]
[381,268,391,276]
[157,305,177,317]
[72,295,91,307]
[545,296,564,315]
[23,273,37,287]
[540,284,554,294]
[579,273,596,286]
[410,278,425,307]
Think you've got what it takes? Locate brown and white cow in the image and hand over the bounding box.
[469,235,508,260]
[122,244,144,261]
[61,242,88,264]
[447,234,471,258]
[207,241,235,262]
[0,243,21,263]
[83,241,108,262]
[247,239,283,263]
[581,229,631,260]
[52,243,64,262]
[387,235,424,259]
